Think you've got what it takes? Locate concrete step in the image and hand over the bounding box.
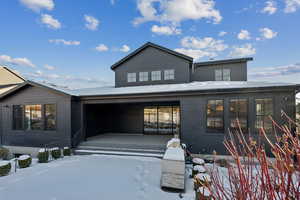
[76,145,165,154]
[74,149,164,158]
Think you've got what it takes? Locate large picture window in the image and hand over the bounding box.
[207,100,224,131]
[12,104,56,131]
[25,105,42,130]
[255,98,273,132]
[229,99,248,131]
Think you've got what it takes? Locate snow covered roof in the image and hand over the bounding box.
[69,81,299,97]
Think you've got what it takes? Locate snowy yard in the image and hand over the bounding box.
[0,155,195,200]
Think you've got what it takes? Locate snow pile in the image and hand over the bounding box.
[193,158,205,165]
[193,165,206,173]
[166,138,180,148]
[64,147,70,150]
[18,155,30,161]
[0,161,10,167]
[51,147,59,151]
[38,148,46,153]
[163,147,185,161]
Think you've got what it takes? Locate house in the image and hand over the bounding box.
[0,42,299,156]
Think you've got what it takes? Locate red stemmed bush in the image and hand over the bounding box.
[208,112,300,200]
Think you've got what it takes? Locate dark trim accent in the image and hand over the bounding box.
[111,42,193,70]
[194,57,253,67]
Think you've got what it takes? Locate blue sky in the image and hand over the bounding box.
[0,0,300,88]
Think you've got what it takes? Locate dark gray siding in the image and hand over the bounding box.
[192,62,247,81]
[71,99,81,136]
[81,88,295,154]
[0,85,72,147]
[114,46,191,87]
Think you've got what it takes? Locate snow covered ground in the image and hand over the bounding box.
[0,155,195,200]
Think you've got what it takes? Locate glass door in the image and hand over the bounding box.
[143,105,180,135]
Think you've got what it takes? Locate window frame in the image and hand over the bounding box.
[139,72,148,82]
[229,98,248,132]
[12,104,57,132]
[255,98,274,133]
[164,69,175,80]
[214,68,231,81]
[151,71,161,81]
[127,72,136,83]
[206,99,224,133]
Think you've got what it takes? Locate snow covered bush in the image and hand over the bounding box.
[38,148,49,163]
[209,113,300,200]
[51,147,61,159]
[63,147,71,156]
[0,161,11,176]
[0,147,9,160]
[18,155,32,168]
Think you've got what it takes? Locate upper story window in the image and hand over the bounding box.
[207,99,224,132]
[13,104,57,131]
[164,69,175,80]
[139,72,148,82]
[229,99,248,131]
[255,98,273,133]
[151,71,161,81]
[127,72,136,82]
[215,69,231,81]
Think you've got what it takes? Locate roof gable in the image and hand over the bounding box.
[111,42,193,70]
[0,66,25,85]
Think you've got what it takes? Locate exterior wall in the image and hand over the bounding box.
[114,46,191,87]
[0,85,72,148]
[192,62,247,81]
[180,90,295,154]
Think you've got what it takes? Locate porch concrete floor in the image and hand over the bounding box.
[79,133,173,151]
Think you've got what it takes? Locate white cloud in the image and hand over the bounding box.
[44,64,55,70]
[133,0,222,26]
[284,0,300,13]
[40,14,61,29]
[261,1,277,15]
[181,36,228,52]
[95,44,109,52]
[84,15,99,31]
[49,39,80,46]
[237,30,251,40]
[0,54,35,67]
[218,31,227,37]
[174,48,217,60]
[151,25,181,35]
[260,27,277,39]
[230,44,256,57]
[120,45,130,52]
[20,0,54,12]
[249,62,300,77]
[110,0,115,5]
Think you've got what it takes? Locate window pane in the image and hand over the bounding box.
[229,99,248,129]
[207,100,224,131]
[255,98,273,132]
[25,105,42,130]
[215,69,222,81]
[45,104,56,130]
[151,71,161,81]
[223,69,231,81]
[164,69,175,80]
[13,105,24,130]
[139,72,148,82]
[127,73,136,82]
